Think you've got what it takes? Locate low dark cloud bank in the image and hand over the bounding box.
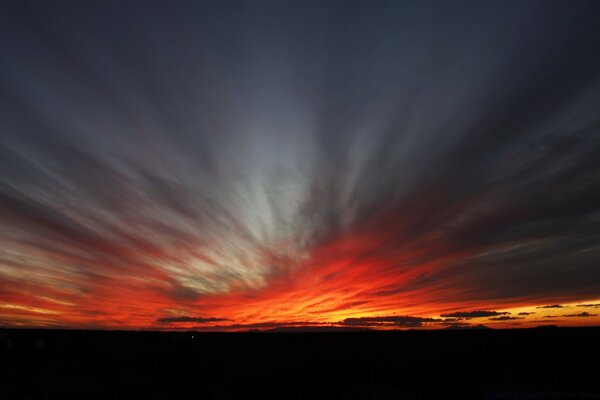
[562,312,598,318]
[489,316,522,321]
[440,311,510,319]
[341,316,445,328]
[444,324,491,330]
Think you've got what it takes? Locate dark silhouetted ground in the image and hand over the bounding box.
[1,327,599,399]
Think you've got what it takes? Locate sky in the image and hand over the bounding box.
[1,0,600,331]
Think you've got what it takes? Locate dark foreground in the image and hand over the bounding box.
[1,327,600,399]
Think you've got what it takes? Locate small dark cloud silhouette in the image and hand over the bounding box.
[562,312,598,317]
[440,310,509,319]
[536,305,564,309]
[157,316,230,324]
[340,316,443,328]
[488,316,522,321]
[576,304,600,308]
[518,312,534,315]
[444,324,491,330]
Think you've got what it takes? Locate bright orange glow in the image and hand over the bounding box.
[2,210,599,331]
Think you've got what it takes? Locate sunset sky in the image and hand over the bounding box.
[1,0,600,331]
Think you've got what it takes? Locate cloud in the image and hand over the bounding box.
[488,316,522,321]
[444,324,491,330]
[340,316,444,328]
[536,305,564,309]
[562,312,598,318]
[576,304,600,308]
[440,311,510,319]
[518,312,534,315]
[157,316,229,324]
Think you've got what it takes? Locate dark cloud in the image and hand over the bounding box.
[190,321,331,331]
[340,316,444,328]
[518,312,534,315]
[576,304,600,308]
[444,324,491,330]
[537,305,564,309]
[440,311,510,319]
[256,326,370,333]
[562,312,598,318]
[488,316,523,321]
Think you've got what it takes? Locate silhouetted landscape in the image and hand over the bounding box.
[2,327,600,399]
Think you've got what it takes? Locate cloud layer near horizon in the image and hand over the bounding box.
[1,0,600,329]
